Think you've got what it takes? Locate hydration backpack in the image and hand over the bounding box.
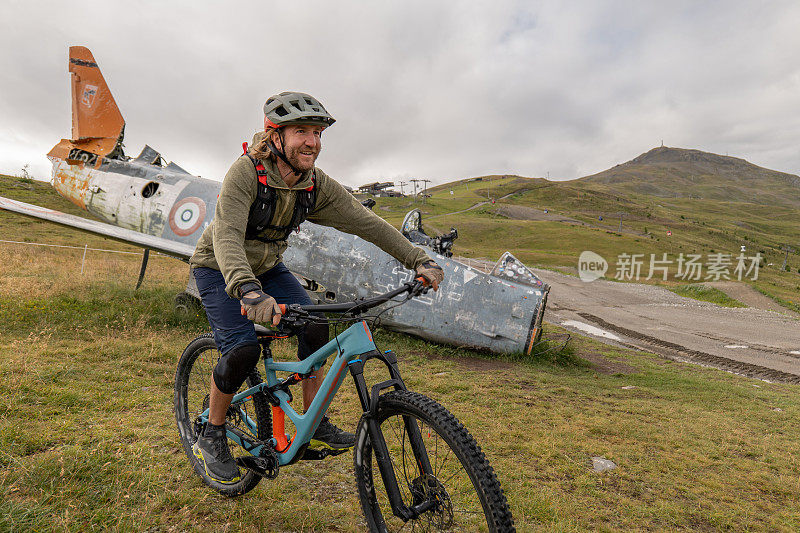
[242,143,316,243]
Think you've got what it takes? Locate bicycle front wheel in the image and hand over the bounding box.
[174,334,272,497]
[353,390,515,532]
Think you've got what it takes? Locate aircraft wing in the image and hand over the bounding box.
[0,196,194,259]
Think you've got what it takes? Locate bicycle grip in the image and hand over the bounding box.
[415,275,430,287]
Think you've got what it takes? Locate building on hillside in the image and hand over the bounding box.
[357,181,404,197]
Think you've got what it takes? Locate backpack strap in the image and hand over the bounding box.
[243,154,317,243]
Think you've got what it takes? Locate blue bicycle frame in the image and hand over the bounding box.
[189,278,448,521]
[197,320,377,466]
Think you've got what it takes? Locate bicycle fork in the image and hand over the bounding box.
[349,350,437,522]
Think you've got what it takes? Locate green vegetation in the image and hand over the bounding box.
[2,250,800,530]
[368,149,800,315]
[668,284,747,308]
[3,280,800,530]
[754,286,800,315]
[1,171,800,530]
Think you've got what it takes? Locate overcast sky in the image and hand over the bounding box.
[2,1,800,187]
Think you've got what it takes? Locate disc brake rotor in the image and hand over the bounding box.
[410,474,454,528]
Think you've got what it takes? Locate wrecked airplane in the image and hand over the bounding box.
[401,208,458,258]
[0,46,550,355]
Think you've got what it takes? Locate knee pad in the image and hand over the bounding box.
[213,343,261,394]
[298,317,329,360]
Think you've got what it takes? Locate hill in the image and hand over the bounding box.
[578,146,800,207]
[0,176,800,531]
[3,148,799,315]
[2,175,800,531]
[373,148,800,315]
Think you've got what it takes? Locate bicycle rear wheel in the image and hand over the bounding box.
[174,334,271,497]
[354,390,515,532]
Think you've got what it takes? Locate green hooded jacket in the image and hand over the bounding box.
[190,143,430,298]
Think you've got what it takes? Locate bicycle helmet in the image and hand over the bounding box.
[263,91,335,129]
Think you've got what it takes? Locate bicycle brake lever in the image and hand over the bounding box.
[275,304,311,334]
[408,280,428,298]
[286,303,309,316]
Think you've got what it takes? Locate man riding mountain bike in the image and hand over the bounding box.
[188,91,444,484]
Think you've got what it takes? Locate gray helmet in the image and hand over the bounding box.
[263,91,335,128]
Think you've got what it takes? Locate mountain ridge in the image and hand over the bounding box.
[574,146,800,206]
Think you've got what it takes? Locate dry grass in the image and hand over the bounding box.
[1,231,799,531]
[2,176,800,530]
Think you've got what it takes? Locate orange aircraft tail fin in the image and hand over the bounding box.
[48,46,126,166]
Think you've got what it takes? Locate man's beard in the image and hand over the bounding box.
[285,146,318,172]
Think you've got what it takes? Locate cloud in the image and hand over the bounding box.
[2,1,800,186]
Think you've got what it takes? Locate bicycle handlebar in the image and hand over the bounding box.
[240,277,429,329]
[282,277,428,317]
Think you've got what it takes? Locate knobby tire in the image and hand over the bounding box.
[174,334,272,497]
[354,390,515,532]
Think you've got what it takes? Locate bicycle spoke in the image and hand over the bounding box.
[382,419,412,501]
[356,387,512,531]
[401,420,411,489]
[433,427,439,475]
[439,464,468,487]
[433,436,453,478]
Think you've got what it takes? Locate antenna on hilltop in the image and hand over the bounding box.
[661,140,664,147]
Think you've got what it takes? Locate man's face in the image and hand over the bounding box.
[273,124,325,172]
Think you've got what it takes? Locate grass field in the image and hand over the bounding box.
[374,173,800,313]
[2,175,800,530]
[666,284,747,308]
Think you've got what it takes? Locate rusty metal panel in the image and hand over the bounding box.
[68,46,124,144]
[50,158,90,210]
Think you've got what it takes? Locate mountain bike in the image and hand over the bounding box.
[174,278,515,532]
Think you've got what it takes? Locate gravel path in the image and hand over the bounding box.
[537,268,800,382]
[704,280,799,317]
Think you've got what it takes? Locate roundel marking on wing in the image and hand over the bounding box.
[169,196,207,236]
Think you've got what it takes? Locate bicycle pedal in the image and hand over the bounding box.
[301,447,349,461]
[236,455,279,479]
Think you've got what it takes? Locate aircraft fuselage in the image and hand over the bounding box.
[0,45,552,355]
[49,153,219,246]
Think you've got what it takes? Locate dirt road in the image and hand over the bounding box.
[536,269,800,383]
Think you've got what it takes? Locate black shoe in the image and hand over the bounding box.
[310,416,356,450]
[192,424,241,484]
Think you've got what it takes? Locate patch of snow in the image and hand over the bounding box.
[561,320,622,341]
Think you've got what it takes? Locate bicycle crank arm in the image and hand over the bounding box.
[301,447,349,461]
